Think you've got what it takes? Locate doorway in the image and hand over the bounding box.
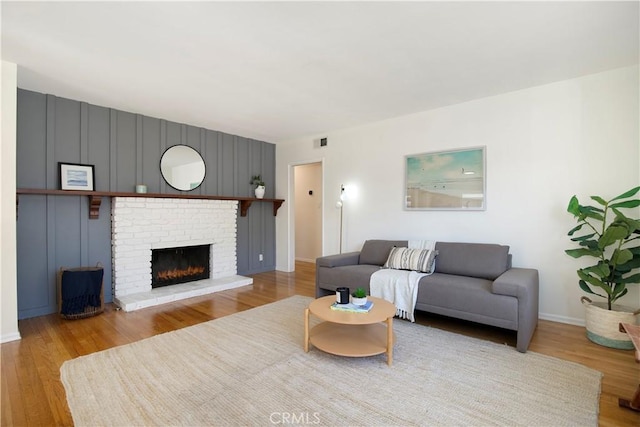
[293,162,323,263]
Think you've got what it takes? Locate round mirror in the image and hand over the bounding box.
[160,145,206,191]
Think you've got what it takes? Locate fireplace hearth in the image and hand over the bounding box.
[152,245,210,288]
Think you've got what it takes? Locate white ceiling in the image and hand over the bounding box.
[2,1,638,143]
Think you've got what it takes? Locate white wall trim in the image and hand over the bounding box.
[282,158,324,272]
[1,61,20,341]
[0,332,22,344]
[539,313,585,327]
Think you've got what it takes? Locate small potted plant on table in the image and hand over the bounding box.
[351,287,368,306]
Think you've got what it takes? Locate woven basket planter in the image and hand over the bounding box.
[581,296,639,349]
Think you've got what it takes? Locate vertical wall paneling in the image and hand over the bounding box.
[185,124,202,194]
[163,121,182,194]
[220,133,235,196]
[263,142,276,269]
[199,128,206,194]
[16,89,277,318]
[79,103,89,266]
[45,95,55,188]
[53,98,82,311]
[238,136,250,272]
[115,112,136,192]
[135,115,143,189]
[160,120,167,193]
[16,91,46,188]
[141,117,161,193]
[87,104,111,191]
[45,95,57,316]
[87,104,113,302]
[16,92,48,317]
[252,141,263,272]
[109,110,118,190]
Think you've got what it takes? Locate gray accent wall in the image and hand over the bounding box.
[16,89,276,319]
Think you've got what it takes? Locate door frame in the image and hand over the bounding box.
[287,158,324,271]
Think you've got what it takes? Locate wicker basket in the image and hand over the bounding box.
[581,296,640,349]
[57,264,104,320]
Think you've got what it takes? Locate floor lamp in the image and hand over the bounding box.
[336,185,345,253]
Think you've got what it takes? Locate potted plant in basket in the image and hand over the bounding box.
[351,287,368,306]
[565,186,640,349]
[251,175,265,199]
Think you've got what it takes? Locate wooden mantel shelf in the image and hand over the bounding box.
[16,188,285,219]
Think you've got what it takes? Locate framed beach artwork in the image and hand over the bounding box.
[59,162,95,191]
[404,146,486,211]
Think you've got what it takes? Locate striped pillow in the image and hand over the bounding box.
[383,247,437,273]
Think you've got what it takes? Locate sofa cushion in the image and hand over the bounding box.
[434,242,510,280]
[359,240,407,266]
[383,247,437,273]
[416,273,518,327]
[316,264,381,293]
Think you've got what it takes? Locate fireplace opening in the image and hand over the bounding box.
[151,244,210,288]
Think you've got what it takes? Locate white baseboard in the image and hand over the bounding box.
[1,331,21,343]
[539,312,585,327]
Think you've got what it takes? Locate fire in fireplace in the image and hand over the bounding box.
[151,244,210,288]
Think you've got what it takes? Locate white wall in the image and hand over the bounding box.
[1,61,21,343]
[294,163,323,262]
[276,66,640,325]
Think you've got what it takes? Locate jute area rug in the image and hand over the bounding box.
[61,295,601,426]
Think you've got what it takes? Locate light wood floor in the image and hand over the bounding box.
[2,261,639,426]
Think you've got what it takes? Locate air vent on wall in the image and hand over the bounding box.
[313,137,328,149]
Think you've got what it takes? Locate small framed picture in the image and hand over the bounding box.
[59,162,95,191]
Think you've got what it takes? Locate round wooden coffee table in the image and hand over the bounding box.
[304,295,396,365]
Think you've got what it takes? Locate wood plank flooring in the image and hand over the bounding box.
[2,261,638,426]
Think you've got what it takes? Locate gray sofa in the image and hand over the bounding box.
[316,240,539,352]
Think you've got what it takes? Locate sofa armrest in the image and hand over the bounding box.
[492,268,539,353]
[316,252,360,268]
[492,268,538,298]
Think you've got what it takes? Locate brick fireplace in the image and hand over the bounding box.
[112,197,252,311]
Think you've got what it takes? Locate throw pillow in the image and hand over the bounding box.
[359,240,408,265]
[383,247,437,273]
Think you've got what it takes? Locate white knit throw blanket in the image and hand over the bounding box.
[370,240,435,322]
[370,269,426,322]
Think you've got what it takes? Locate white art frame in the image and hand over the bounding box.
[404,146,486,211]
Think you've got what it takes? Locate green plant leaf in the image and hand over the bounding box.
[616,256,640,273]
[579,281,595,294]
[579,280,606,299]
[579,206,604,221]
[577,270,608,292]
[570,233,595,242]
[583,263,610,278]
[567,196,580,215]
[610,186,640,202]
[612,248,633,266]
[567,223,584,236]
[610,282,628,299]
[610,200,640,209]
[599,224,629,249]
[590,196,607,206]
[579,239,599,250]
[612,288,628,303]
[612,214,640,237]
[565,248,601,258]
[618,272,640,284]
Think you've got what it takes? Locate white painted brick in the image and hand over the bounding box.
[112,197,238,298]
